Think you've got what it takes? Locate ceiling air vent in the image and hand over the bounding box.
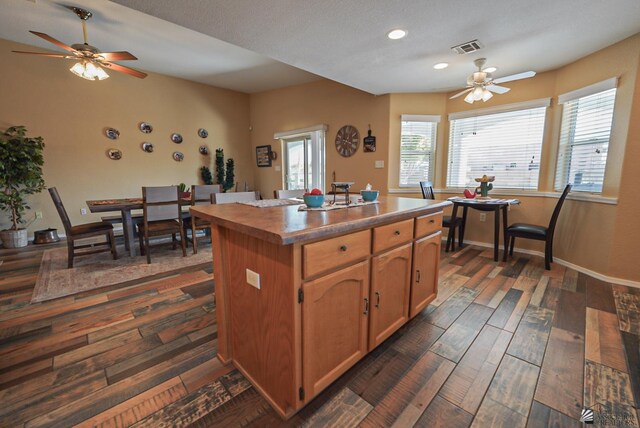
[451,40,483,55]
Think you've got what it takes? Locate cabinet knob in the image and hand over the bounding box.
[394,230,401,235]
[340,245,348,252]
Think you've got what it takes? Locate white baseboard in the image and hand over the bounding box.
[444,237,640,289]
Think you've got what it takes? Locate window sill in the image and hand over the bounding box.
[387,188,618,205]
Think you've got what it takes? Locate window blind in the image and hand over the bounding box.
[447,107,547,189]
[399,115,438,187]
[554,87,616,193]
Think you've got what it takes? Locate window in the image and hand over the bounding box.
[274,125,326,192]
[447,100,549,190]
[399,115,439,187]
[555,79,617,193]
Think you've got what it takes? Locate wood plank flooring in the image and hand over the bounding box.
[1,242,639,427]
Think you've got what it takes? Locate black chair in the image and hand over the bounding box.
[505,184,571,270]
[49,187,117,268]
[419,181,462,252]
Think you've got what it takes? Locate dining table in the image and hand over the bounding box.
[86,197,191,257]
[447,197,520,261]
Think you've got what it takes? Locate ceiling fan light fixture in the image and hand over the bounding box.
[481,89,493,102]
[464,91,475,104]
[70,60,109,81]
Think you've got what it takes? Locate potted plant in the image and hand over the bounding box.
[0,126,45,248]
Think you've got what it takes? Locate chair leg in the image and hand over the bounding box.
[108,230,118,260]
[138,227,145,256]
[549,237,554,262]
[172,233,177,250]
[544,239,552,270]
[145,233,151,264]
[179,227,187,257]
[509,236,515,256]
[192,224,198,254]
[67,239,74,269]
[446,227,455,252]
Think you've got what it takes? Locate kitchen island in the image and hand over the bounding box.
[191,196,451,418]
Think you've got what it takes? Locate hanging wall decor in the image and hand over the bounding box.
[142,142,154,153]
[335,125,359,157]
[199,145,209,155]
[171,133,183,144]
[139,122,153,133]
[256,145,272,167]
[105,128,120,140]
[107,148,122,160]
[363,125,376,152]
[198,128,208,138]
[173,151,184,162]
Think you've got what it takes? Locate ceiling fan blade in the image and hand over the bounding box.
[100,51,138,61]
[29,31,77,54]
[450,88,473,99]
[493,71,536,84]
[487,85,511,94]
[12,50,68,58]
[102,62,147,79]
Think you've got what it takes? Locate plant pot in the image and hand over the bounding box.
[0,229,29,248]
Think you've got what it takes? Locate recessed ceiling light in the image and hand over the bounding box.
[387,29,407,40]
[433,62,449,70]
[484,66,497,73]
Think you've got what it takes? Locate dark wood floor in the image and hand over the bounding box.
[1,241,639,427]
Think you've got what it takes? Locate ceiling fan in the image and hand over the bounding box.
[450,58,535,103]
[12,6,147,81]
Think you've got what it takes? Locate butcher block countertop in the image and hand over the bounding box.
[190,196,451,245]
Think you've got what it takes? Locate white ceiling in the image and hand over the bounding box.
[2,0,640,95]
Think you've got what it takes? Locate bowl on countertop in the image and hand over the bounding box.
[360,190,379,202]
[303,194,325,208]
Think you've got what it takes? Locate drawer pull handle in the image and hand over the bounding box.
[375,291,381,308]
[363,298,369,315]
[394,230,401,235]
[416,269,421,283]
[340,245,348,252]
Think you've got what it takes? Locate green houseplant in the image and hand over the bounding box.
[0,126,45,248]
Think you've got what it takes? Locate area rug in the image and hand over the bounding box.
[32,243,213,303]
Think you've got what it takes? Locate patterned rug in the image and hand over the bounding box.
[32,243,212,303]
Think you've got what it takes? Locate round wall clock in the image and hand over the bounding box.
[335,125,359,157]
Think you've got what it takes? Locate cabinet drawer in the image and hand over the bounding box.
[415,211,443,238]
[372,219,414,253]
[303,229,371,278]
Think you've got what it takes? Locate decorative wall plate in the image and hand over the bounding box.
[139,122,153,133]
[171,133,183,144]
[105,128,120,140]
[142,142,154,153]
[107,148,122,160]
[198,128,208,138]
[199,145,209,155]
[173,151,184,162]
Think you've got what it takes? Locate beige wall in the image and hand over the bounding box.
[0,38,251,235]
[249,34,640,282]
[249,80,390,197]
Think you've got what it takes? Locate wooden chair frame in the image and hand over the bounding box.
[419,181,462,252]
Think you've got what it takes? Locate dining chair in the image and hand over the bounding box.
[505,184,572,270]
[274,189,305,199]
[137,185,187,264]
[48,187,118,268]
[184,184,221,254]
[211,191,260,204]
[419,181,462,252]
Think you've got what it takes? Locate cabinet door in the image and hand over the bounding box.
[302,260,370,399]
[369,243,412,350]
[410,232,441,318]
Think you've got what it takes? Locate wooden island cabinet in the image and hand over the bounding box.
[191,196,451,418]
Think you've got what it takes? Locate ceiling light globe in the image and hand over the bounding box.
[472,86,485,100]
[481,90,493,102]
[433,62,448,70]
[387,29,407,40]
